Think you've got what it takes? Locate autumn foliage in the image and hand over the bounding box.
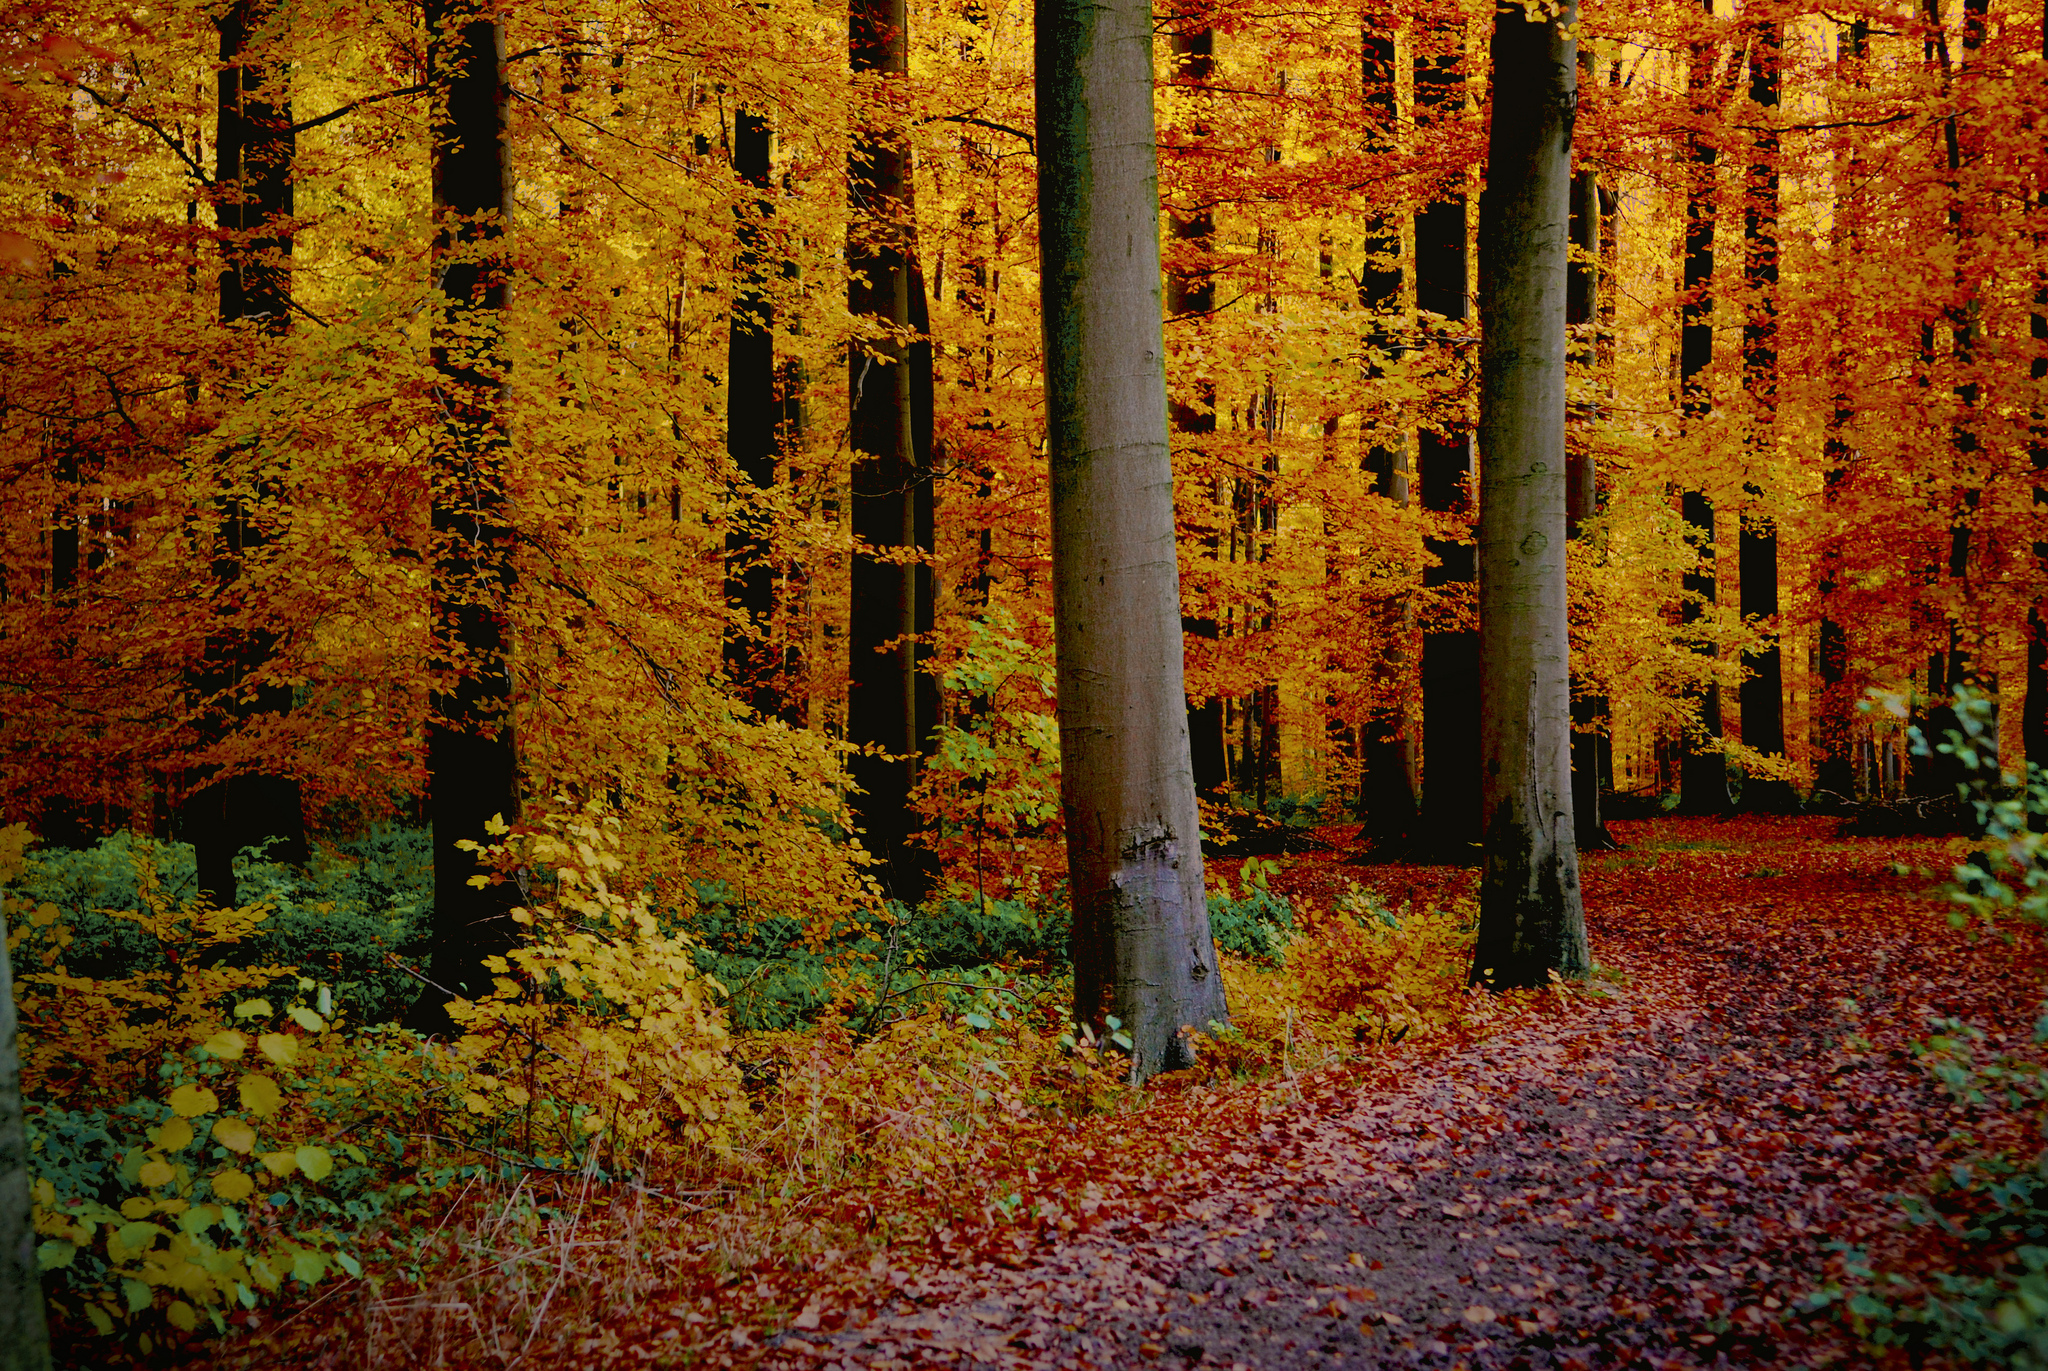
[4,0,2048,1362]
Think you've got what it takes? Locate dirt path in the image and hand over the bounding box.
[760,820,2039,1370]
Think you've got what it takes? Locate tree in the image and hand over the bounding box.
[849,0,938,908]
[1415,21,1482,862]
[1036,0,1227,1078]
[182,0,308,908]
[1470,0,1589,989]
[725,107,783,720]
[416,0,519,1023]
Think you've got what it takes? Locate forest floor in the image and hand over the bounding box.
[229,815,2042,1371]
[726,815,2039,1371]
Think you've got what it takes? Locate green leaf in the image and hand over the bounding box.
[36,1240,76,1270]
[122,1277,152,1314]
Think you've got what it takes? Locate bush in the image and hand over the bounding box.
[13,828,432,1024]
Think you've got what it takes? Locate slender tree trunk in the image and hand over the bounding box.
[725,109,783,719]
[185,0,306,906]
[1415,25,1481,862]
[1677,4,1729,814]
[1038,0,1226,1079]
[849,0,937,907]
[416,1,519,1025]
[1471,0,1588,988]
[1565,52,1615,851]
[1358,20,1420,846]
[1816,17,1868,801]
[1167,16,1226,798]
[1738,18,1796,810]
[0,883,51,1371]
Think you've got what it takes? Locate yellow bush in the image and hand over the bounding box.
[445,807,743,1161]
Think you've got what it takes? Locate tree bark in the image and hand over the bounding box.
[185,0,307,907]
[2030,12,2048,775]
[1037,0,1227,1079]
[1357,20,1419,846]
[1167,16,1226,799]
[849,0,937,908]
[1815,18,1868,801]
[0,890,51,1371]
[725,108,783,720]
[1470,0,1589,988]
[1677,3,1729,815]
[1565,56,1615,852]
[1738,18,1797,810]
[1415,25,1481,862]
[417,0,520,1026]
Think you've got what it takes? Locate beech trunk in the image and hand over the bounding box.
[417,2,520,1025]
[1470,0,1589,988]
[1037,0,1227,1079]
[185,0,307,906]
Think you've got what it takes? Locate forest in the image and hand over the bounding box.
[1,0,2046,1363]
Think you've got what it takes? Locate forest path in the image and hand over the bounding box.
[761,818,2037,1370]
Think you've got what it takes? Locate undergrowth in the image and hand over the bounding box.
[1818,688,2048,1366]
[6,810,1484,1365]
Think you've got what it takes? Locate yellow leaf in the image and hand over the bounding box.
[287,1006,323,1033]
[120,1197,155,1220]
[210,1118,256,1154]
[167,1084,218,1118]
[234,999,273,1019]
[202,1030,247,1059]
[166,1300,198,1332]
[257,1033,298,1067]
[138,1159,173,1188]
[211,1169,254,1202]
[295,1146,333,1181]
[260,1150,298,1178]
[238,1074,283,1118]
[151,1117,194,1152]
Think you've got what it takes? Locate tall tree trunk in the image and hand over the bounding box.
[1677,3,1729,815]
[1415,24,1481,862]
[416,1,519,1026]
[185,0,306,907]
[1738,17,1796,810]
[1167,15,1226,799]
[0,871,52,1371]
[1565,50,1615,852]
[1815,17,1868,800]
[725,108,782,719]
[1038,0,1227,1079]
[849,0,937,907]
[1357,20,1419,846]
[1471,0,1588,988]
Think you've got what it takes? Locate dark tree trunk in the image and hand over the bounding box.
[725,108,784,720]
[1168,17,1226,798]
[1737,19,1797,811]
[416,3,520,1027]
[1677,4,1728,815]
[1415,26,1480,863]
[1356,21,1419,845]
[184,0,306,907]
[1564,66,1615,851]
[1815,18,1867,801]
[848,0,937,907]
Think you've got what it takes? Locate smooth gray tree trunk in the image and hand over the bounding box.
[1470,0,1589,989]
[1037,0,1227,1079]
[0,894,53,1371]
